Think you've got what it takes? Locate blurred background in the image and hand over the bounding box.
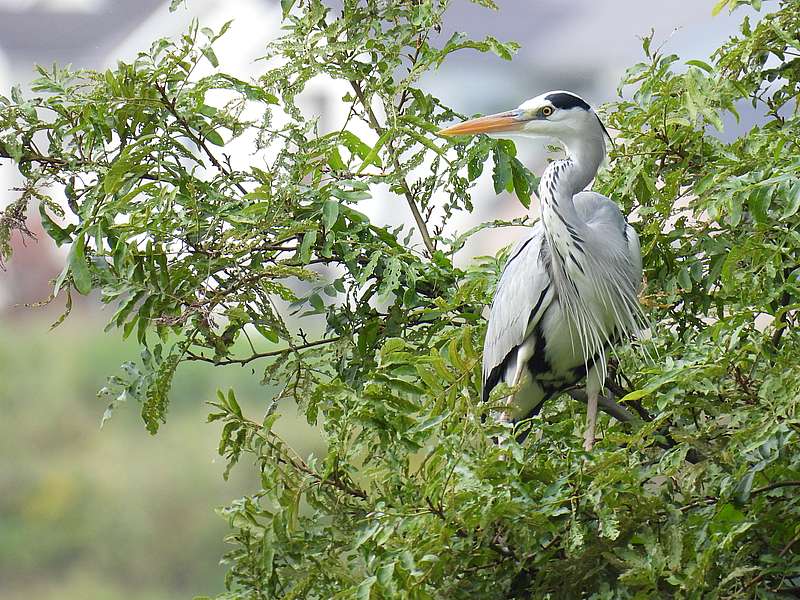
[0,1,753,598]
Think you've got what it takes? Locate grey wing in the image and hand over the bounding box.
[482,223,554,402]
[574,191,643,290]
[624,221,643,292]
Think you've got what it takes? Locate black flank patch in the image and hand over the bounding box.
[526,323,550,376]
[546,92,591,111]
[483,344,518,403]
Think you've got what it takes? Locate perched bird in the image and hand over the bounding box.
[439,91,643,451]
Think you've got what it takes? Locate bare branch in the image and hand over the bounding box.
[183,336,343,366]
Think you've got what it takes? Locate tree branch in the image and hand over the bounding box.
[771,272,793,348]
[349,80,436,256]
[752,480,800,496]
[184,336,342,366]
[155,83,248,196]
[272,442,367,500]
[568,389,636,423]
[0,141,71,168]
[567,388,703,464]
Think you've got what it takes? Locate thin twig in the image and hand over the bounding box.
[184,336,342,366]
[752,480,800,496]
[258,428,367,500]
[0,142,72,167]
[568,389,636,423]
[779,530,800,558]
[348,80,436,256]
[155,82,248,196]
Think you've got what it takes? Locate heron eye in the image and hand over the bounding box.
[541,106,554,117]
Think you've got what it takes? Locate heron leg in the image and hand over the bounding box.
[582,367,604,451]
[583,389,599,451]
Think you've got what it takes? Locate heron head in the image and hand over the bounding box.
[438,90,611,148]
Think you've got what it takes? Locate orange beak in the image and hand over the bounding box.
[438,110,525,137]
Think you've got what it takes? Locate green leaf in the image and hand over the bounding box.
[711,0,731,16]
[747,185,771,223]
[39,203,72,246]
[377,562,395,588]
[409,412,448,434]
[67,231,92,295]
[486,36,520,61]
[226,388,243,418]
[331,188,371,202]
[685,59,715,73]
[328,147,346,171]
[677,266,692,290]
[322,199,340,230]
[782,181,800,219]
[354,522,381,550]
[510,157,535,209]
[202,126,225,146]
[299,230,317,263]
[281,0,296,17]
[734,469,757,505]
[357,129,391,173]
[201,45,219,68]
[104,153,134,195]
[356,576,377,600]
[339,131,372,159]
[492,145,512,194]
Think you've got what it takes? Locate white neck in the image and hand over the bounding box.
[534,131,606,258]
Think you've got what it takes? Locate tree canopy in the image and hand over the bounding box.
[1,0,799,597]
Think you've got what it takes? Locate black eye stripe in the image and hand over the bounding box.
[545,92,591,111]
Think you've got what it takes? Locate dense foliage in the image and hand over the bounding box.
[1,0,799,597]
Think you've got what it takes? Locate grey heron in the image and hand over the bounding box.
[439,91,643,451]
